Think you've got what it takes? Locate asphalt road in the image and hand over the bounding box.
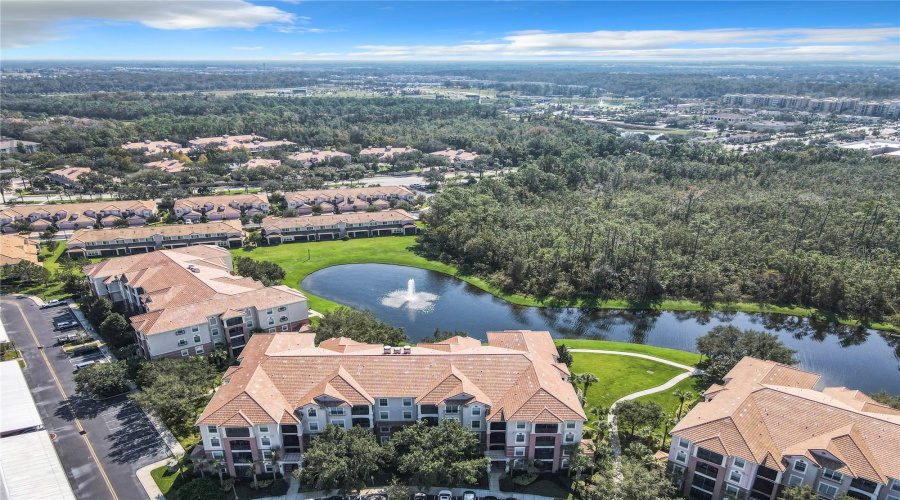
[1,296,169,500]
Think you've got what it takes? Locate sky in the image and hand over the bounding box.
[1,1,898,62]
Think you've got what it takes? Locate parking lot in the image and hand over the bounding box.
[1,296,169,500]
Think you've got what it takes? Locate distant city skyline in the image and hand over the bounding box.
[1,1,898,61]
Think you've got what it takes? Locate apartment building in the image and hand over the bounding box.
[242,159,282,169]
[0,200,157,234]
[82,245,309,359]
[47,166,91,186]
[196,330,585,478]
[66,220,244,257]
[838,140,900,157]
[261,210,417,244]
[429,148,480,166]
[122,139,183,155]
[287,150,351,167]
[706,114,751,124]
[0,234,41,266]
[668,357,900,500]
[145,159,187,174]
[284,186,414,213]
[173,194,270,222]
[188,135,296,152]
[359,145,418,159]
[0,136,41,154]
[720,94,900,118]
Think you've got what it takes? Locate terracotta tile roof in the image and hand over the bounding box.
[198,331,586,426]
[174,194,269,211]
[1,200,156,224]
[122,139,182,154]
[429,148,480,162]
[243,159,281,169]
[145,159,185,174]
[358,146,417,158]
[68,220,242,244]
[48,166,91,183]
[0,234,40,266]
[284,186,413,206]
[287,150,351,163]
[672,357,900,483]
[262,210,415,232]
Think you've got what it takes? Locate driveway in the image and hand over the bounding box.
[1,296,169,500]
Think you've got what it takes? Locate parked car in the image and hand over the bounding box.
[74,360,97,372]
[54,332,84,345]
[413,493,427,500]
[54,320,79,330]
[40,299,66,309]
[71,345,100,357]
[463,491,476,500]
[438,491,453,500]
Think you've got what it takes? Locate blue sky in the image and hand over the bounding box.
[1,1,898,61]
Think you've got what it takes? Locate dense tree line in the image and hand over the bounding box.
[420,145,900,327]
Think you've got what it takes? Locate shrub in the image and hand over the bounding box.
[269,479,289,495]
[341,235,350,241]
[512,473,538,486]
[172,477,219,500]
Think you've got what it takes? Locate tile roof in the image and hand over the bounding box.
[48,166,91,183]
[262,209,416,231]
[174,194,269,211]
[198,330,585,426]
[144,159,186,173]
[0,234,40,266]
[288,150,351,163]
[429,148,480,162]
[284,186,414,205]
[68,220,242,244]
[243,159,281,169]
[1,200,156,223]
[672,357,900,483]
[359,146,417,158]
[122,139,182,154]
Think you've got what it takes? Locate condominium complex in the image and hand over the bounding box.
[196,330,586,478]
[173,194,270,222]
[0,234,41,266]
[82,246,309,359]
[66,220,244,257]
[359,145,418,158]
[187,135,296,152]
[721,94,900,118]
[122,139,183,155]
[287,150,351,167]
[284,186,414,212]
[47,166,91,186]
[668,357,900,500]
[429,148,480,166]
[261,209,418,244]
[0,200,157,234]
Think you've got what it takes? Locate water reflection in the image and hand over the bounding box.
[301,263,900,394]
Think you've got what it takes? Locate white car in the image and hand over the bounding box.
[438,491,453,500]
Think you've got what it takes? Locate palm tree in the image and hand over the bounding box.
[247,458,266,489]
[580,373,599,396]
[0,173,11,204]
[193,457,209,478]
[209,456,226,486]
[659,414,679,449]
[268,446,281,481]
[673,390,695,420]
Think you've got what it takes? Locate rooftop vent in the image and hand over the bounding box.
[187,264,200,273]
[403,346,412,355]
[383,345,392,355]
[393,346,402,354]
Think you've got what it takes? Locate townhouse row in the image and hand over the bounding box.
[261,210,418,244]
[668,357,900,500]
[196,330,586,478]
[82,245,309,359]
[0,200,157,234]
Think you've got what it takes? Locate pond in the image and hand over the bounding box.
[301,263,900,394]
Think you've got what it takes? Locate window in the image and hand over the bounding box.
[696,447,724,465]
[178,339,188,347]
[724,484,739,497]
[566,421,576,429]
[268,318,274,325]
[259,425,269,433]
[514,447,525,457]
[209,317,217,325]
[176,329,185,335]
[678,438,689,448]
[191,326,199,333]
[261,436,271,446]
[210,437,221,448]
[515,433,526,443]
[516,422,527,430]
[379,398,388,407]
[212,329,219,336]
[308,408,317,417]
[279,316,288,322]
[788,475,803,486]
[534,423,559,433]
[329,407,346,416]
[211,451,224,460]
[794,460,807,472]
[471,406,481,416]
[675,450,687,463]
[246,321,254,328]
[733,458,745,470]
[471,421,481,430]
[822,469,843,483]
[817,483,838,497]
[266,309,273,315]
[193,334,201,343]
[180,349,189,356]
[225,428,251,438]
[281,325,288,331]
[309,422,319,431]
[278,306,286,312]
[334,420,345,428]
[380,411,389,420]
[402,398,413,407]
[207,425,218,434]
[445,405,460,414]
[268,328,276,333]
[565,433,575,443]
[264,463,273,473]
[892,482,900,493]
[195,346,204,354]
[729,470,742,483]
[402,411,413,420]
[694,462,719,479]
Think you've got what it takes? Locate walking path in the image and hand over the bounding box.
[568,349,700,461]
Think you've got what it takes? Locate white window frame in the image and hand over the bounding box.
[180,349,189,356]
[402,411,413,420]
[259,425,269,433]
[261,436,271,446]
[193,334,202,343]
[191,326,199,333]
[516,422,527,430]
[675,450,687,463]
[788,475,803,486]
[678,438,689,448]
[281,325,288,331]
[210,437,221,448]
[309,422,319,431]
[333,420,345,429]
[729,470,742,483]
[207,425,217,434]
[208,317,217,325]
[817,483,838,497]
[514,447,525,457]
[793,460,807,472]
[471,406,481,416]
[515,433,526,443]
[402,398,413,407]
[822,468,843,483]
[307,408,317,417]
[471,420,481,430]
[733,458,745,470]
[379,411,389,420]
[195,345,204,354]
[379,398,388,407]
[566,421,576,429]
[724,484,739,497]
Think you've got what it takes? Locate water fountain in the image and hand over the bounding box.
[381,278,439,311]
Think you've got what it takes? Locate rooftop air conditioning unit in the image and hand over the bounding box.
[383,345,392,355]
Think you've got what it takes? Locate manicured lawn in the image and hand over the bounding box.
[556,339,703,367]
[151,464,186,496]
[635,375,707,419]
[4,243,69,301]
[232,237,899,333]
[569,353,686,409]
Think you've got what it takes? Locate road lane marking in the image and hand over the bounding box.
[2,300,119,500]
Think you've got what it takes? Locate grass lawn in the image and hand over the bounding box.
[635,375,707,418]
[151,464,186,496]
[233,237,899,333]
[4,243,69,301]
[569,353,686,409]
[556,340,702,367]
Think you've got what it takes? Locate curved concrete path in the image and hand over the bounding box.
[568,349,700,462]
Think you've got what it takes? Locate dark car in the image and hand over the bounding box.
[71,345,100,357]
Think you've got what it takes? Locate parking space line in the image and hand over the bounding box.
[2,301,119,500]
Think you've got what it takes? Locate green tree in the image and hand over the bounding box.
[869,390,900,410]
[778,485,820,500]
[556,343,573,367]
[74,360,131,398]
[696,325,798,384]
[233,255,286,286]
[130,357,220,431]
[98,312,132,347]
[582,458,676,500]
[672,389,695,420]
[299,424,386,493]
[86,296,113,326]
[312,308,407,346]
[387,420,488,490]
[171,477,220,500]
[420,329,467,344]
[613,400,666,442]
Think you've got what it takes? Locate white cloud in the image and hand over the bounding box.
[348,27,899,61]
[1,0,296,49]
[232,46,263,51]
[276,26,341,34]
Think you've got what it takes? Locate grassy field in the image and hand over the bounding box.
[569,352,686,409]
[635,375,707,418]
[556,339,702,367]
[151,465,184,497]
[4,243,70,301]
